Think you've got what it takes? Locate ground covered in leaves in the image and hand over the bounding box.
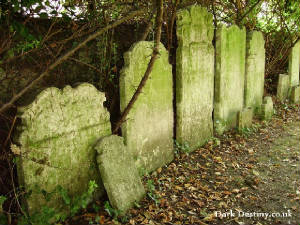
[71,101,300,225]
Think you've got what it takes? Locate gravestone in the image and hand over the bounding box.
[214,25,246,134]
[237,108,253,131]
[288,41,300,87]
[176,6,214,150]
[290,86,300,104]
[14,83,111,214]
[277,74,289,101]
[120,41,173,172]
[96,135,145,214]
[261,96,274,121]
[245,31,265,114]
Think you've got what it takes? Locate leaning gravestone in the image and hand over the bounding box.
[176,6,214,150]
[245,31,265,114]
[277,74,290,101]
[14,83,111,214]
[96,135,145,214]
[214,25,246,134]
[120,41,173,172]
[288,41,300,87]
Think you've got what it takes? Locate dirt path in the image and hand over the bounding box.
[71,105,300,225]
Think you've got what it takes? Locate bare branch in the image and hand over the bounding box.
[0,9,144,114]
[113,0,164,134]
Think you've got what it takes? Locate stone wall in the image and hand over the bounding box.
[119,41,174,172]
[245,31,265,114]
[175,6,214,150]
[214,25,246,134]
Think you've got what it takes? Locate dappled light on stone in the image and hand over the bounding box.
[14,83,111,214]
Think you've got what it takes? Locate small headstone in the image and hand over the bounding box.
[237,108,253,131]
[261,97,274,121]
[96,135,145,214]
[290,86,300,104]
[276,74,289,101]
[14,83,111,214]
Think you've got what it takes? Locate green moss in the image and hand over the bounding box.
[176,6,214,150]
[214,25,246,134]
[245,31,265,114]
[119,41,173,172]
[15,83,111,215]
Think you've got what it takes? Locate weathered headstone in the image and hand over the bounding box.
[175,6,214,150]
[96,135,145,214]
[237,108,253,131]
[290,86,300,104]
[120,41,173,172]
[288,41,300,87]
[261,96,274,121]
[245,31,265,114]
[276,74,289,101]
[214,25,246,134]
[14,83,111,214]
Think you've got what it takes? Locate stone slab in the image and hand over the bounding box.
[288,41,300,87]
[120,41,174,172]
[290,85,300,104]
[175,6,214,150]
[245,31,265,114]
[14,83,111,214]
[214,24,246,134]
[261,96,273,121]
[96,135,145,214]
[276,74,289,101]
[237,108,253,131]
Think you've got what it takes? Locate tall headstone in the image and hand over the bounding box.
[176,6,214,150]
[14,83,111,214]
[120,41,173,172]
[288,41,300,87]
[245,31,265,114]
[214,25,246,134]
[96,135,145,214]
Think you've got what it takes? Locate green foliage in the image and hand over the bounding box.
[174,140,191,154]
[104,201,121,219]
[0,195,6,212]
[4,180,99,225]
[146,180,160,205]
[240,123,262,137]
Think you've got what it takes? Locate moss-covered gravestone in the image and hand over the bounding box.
[237,108,253,131]
[261,97,274,121]
[288,41,300,87]
[290,86,300,104]
[277,74,289,102]
[96,135,145,214]
[245,31,265,114]
[14,83,111,214]
[214,25,246,134]
[176,6,214,150]
[120,41,173,172]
